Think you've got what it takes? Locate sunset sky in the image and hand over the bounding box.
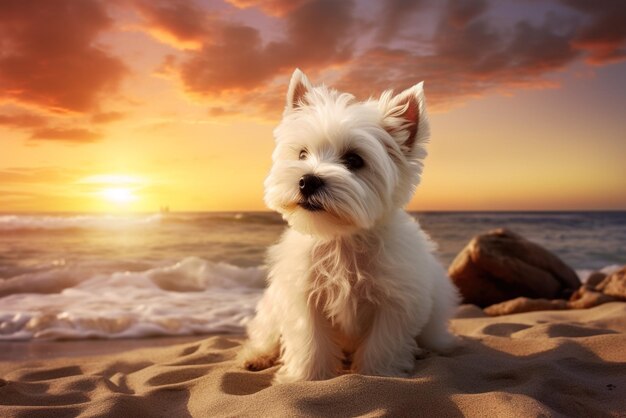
[1,0,625,212]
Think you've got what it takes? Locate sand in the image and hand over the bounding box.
[1,302,625,417]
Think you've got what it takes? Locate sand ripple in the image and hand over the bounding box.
[1,303,625,417]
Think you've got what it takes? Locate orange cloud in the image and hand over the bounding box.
[0,0,127,113]
[0,113,47,129]
[0,110,116,143]
[29,128,102,143]
[131,0,210,49]
[225,0,310,17]
[90,111,127,124]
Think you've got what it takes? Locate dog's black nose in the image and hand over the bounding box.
[299,174,324,197]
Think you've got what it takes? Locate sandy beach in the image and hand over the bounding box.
[1,302,624,417]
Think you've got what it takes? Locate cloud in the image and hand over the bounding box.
[375,0,428,42]
[0,0,127,113]
[335,0,582,109]
[224,0,310,17]
[332,0,624,110]
[0,110,114,144]
[0,113,47,129]
[132,0,210,48]
[444,0,489,28]
[560,0,626,64]
[29,128,102,143]
[140,0,355,95]
[130,0,626,118]
[91,111,127,124]
[0,0,624,125]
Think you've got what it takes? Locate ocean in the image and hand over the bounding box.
[0,211,624,340]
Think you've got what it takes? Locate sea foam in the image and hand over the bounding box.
[0,257,266,340]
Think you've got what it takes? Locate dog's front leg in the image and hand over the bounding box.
[238,288,281,372]
[352,302,420,377]
[274,302,342,384]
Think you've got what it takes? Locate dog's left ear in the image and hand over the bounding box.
[380,82,429,156]
[286,68,312,112]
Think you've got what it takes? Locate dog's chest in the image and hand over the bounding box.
[307,239,378,343]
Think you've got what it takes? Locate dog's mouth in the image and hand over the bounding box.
[298,200,324,212]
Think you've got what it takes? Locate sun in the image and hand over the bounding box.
[78,174,146,209]
[100,187,137,204]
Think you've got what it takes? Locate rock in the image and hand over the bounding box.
[485,265,626,316]
[568,288,618,309]
[484,297,568,316]
[586,271,607,287]
[595,266,626,300]
[449,229,581,307]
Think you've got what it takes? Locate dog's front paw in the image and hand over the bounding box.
[238,345,278,372]
[243,354,276,372]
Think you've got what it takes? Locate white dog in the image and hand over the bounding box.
[239,69,460,384]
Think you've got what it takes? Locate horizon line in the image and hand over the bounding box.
[1,209,625,215]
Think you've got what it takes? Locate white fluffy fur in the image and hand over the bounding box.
[239,69,460,384]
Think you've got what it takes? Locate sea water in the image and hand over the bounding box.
[0,212,624,340]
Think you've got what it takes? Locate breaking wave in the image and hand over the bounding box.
[0,257,266,340]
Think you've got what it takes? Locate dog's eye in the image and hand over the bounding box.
[343,152,364,170]
[298,149,308,160]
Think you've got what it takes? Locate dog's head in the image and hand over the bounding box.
[264,69,430,239]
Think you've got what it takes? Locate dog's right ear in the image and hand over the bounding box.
[286,68,312,112]
[379,82,429,159]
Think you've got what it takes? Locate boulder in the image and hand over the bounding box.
[449,229,581,307]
